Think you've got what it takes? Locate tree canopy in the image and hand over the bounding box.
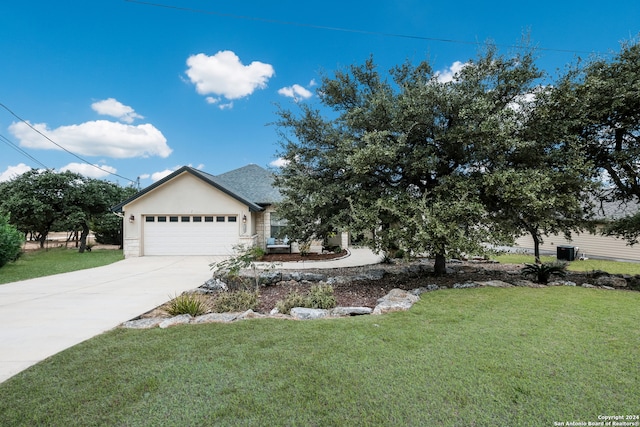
[275,44,599,274]
[0,170,133,252]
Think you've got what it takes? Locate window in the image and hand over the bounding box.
[270,214,288,239]
[157,216,167,222]
[216,216,225,222]
[145,216,155,222]
[193,216,202,222]
[181,216,190,222]
[228,216,237,222]
[204,216,214,222]
[169,216,179,222]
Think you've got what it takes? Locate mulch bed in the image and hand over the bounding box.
[259,250,348,262]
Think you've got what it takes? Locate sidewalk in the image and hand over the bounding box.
[254,247,385,269]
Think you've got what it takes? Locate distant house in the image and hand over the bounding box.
[514,199,640,261]
[112,164,348,258]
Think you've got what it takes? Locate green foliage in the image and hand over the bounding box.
[521,262,568,284]
[0,169,134,252]
[274,43,555,275]
[275,284,337,314]
[275,290,309,315]
[306,284,337,309]
[210,244,276,291]
[0,213,23,268]
[213,290,258,313]
[165,293,209,317]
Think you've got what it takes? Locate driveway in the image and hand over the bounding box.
[0,256,219,383]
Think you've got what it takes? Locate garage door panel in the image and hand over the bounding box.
[143,215,239,255]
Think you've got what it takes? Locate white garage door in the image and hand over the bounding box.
[143,215,239,255]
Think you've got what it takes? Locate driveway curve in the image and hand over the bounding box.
[0,256,218,383]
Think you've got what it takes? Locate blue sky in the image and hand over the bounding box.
[1,0,639,187]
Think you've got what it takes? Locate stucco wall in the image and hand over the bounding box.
[122,172,254,257]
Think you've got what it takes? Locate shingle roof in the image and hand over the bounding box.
[111,164,280,212]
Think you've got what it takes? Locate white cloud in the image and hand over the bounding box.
[435,61,468,83]
[151,169,174,182]
[59,162,117,178]
[269,157,289,168]
[138,173,151,180]
[9,120,172,158]
[0,163,32,182]
[185,50,275,102]
[91,98,143,123]
[278,84,313,100]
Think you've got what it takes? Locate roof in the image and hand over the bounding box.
[111,164,281,212]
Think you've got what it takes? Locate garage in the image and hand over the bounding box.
[143,214,239,256]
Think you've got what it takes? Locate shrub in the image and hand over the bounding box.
[307,284,337,309]
[0,214,23,268]
[165,293,209,317]
[213,290,258,313]
[275,290,309,315]
[275,285,337,314]
[521,262,568,284]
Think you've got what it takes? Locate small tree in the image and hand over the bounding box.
[0,213,23,268]
[209,245,276,291]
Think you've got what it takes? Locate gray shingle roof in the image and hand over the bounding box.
[111,164,280,212]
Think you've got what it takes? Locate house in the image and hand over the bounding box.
[112,164,348,258]
[514,199,640,261]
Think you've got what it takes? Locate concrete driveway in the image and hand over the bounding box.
[0,256,219,383]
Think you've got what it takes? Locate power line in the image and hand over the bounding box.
[0,133,49,169]
[0,102,137,184]
[125,0,605,56]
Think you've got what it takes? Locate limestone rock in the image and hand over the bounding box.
[373,289,419,315]
[330,307,373,317]
[290,307,329,320]
[159,314,192,328]
[581,283,597,288]
[453,282,478,289]
[193,313,238,324]
[121,318,164,329]
[411,285,439,295]
[475,280,514,288]
[237,309,267,320]
[547,280,576,287]
[595,276,628,288]
[201,278,228,293]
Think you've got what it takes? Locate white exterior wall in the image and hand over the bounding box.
[122,172,255,257]
[514,226,640,261]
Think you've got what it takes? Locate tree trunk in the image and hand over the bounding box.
[529,230,541,264]
[78,222,90,253]
[434,253,447,276]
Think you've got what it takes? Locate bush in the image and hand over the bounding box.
[165,293,209,317]
[275,290,309,315]
[521,262,568,284]
[275,285,337,314]
[307,284,337,309]
[213,290,258,312]
[0,214,23,268]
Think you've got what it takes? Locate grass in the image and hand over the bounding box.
[0,247,124,284]
[493,253,640,275]
[0,286,638,426]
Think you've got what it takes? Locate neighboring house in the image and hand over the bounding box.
[112,164,347,258]
[514,199,640,261]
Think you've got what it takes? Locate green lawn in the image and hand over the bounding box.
[0,247,124,284]
[0,287,637,426]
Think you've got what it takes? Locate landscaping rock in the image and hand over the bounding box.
[372,289,420,315]
[201,278,228,292]
[581,283,597,288]
[410,285,439,295]
[326,276,353,285]
[193,313,238,324]
[548,280,576,287]
[159,314,192,328]
[330,307,373,317]
[453,282,478,289]
[595,276,628,288]
[237,309,267,320]
[290,307,329,320]
[121,318,164,329]
[354,269,386,281]
[475,280,514,288]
